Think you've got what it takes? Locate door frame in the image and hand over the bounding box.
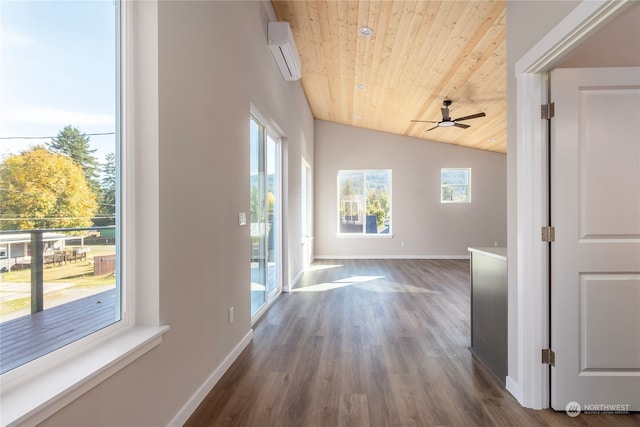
[512,0,634,409]
[249,105,285,324]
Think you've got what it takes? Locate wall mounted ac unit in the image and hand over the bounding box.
[268,21,302,81]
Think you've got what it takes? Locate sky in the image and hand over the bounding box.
[0,0,117,163]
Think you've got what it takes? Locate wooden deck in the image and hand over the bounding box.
[0,289,119,374]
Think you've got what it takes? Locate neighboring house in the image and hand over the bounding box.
[0,233,67,272]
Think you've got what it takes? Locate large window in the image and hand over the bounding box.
[441,168,471,203]
[0,3,166,424]
[0,0,120,374]
[338,169,391,235]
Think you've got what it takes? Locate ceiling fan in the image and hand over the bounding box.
[411,99,485,131]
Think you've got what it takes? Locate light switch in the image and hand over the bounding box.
[238,212,247,226]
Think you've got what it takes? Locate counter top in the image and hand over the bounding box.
[468,246,507,261]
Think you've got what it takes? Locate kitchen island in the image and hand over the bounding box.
[468,246,507,385]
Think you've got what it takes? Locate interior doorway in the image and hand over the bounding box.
[514,0,640,409]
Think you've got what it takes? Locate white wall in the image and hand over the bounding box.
[40,1,313,425]
[314,120,506,258]
[505,0,580,395]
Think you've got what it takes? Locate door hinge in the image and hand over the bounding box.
[541,226,555,242]
[542,348,555,366]
[541,102,555,119]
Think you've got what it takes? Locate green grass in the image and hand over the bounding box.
[0,297,31,316]
[0,245,117,317]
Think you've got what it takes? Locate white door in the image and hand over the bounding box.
[550,67,640,411]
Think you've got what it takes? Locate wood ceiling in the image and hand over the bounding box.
[272,0,507,153]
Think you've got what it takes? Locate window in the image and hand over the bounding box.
[1,2,166,424]
[441,168,471,203]
[0,0,120,373]
[338,170,391,235]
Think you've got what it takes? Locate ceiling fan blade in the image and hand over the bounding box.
[426,125,439,131]
[452,112,486,122]
[454,123,470,129]
[441,108,451,121]
[410,120,439,123]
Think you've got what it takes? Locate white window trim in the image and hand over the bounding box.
[0,2,168,425]
[440,168,471,204]
[249,106,285,325]
[336,169,393,237]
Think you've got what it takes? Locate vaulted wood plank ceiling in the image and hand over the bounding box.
[272,0,507,153]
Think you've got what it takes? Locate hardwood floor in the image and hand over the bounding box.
[185,259,639,427]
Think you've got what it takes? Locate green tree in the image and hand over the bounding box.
[340,178,356,218]
[366,188,387,227]
[48,125,101,196]
[0,146,98,230]
[96,152,116,226]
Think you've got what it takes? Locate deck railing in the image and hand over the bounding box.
[0,226,116,314]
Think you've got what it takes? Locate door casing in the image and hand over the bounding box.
[512,0,635,409]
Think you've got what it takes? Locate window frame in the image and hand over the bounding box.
[336,169,392,237]
[249,107,284,323]
[440,168,472,204]
[0,2,167,425]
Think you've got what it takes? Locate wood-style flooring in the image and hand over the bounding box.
[185,259,639,426]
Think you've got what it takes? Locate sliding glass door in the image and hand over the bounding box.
[250,115,281,317]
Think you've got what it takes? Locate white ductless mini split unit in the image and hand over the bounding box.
[268,21,302,81]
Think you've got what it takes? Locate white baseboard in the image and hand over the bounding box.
[506,376,524,405]
[313,254,470,260]
[284,269,304,292]
[168,329,253,427]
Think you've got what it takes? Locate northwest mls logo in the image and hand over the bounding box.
[565,401,630,416]
[565,401,581,417]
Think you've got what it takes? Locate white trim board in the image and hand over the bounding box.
[285,269,304,292]
[313,255,470,260]
[512,0,635,410]
[168,330,253,427]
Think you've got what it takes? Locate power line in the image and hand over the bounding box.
[0,216,115,221]
[0,132,115,140]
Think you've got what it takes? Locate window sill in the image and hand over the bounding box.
[0,325,170,427]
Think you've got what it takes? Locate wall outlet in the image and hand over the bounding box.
[493,241,499,247]
[228,306,234,324]
[400,241,405,247]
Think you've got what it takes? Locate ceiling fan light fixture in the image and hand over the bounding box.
[410,99,486,132]
[359,26,373,37]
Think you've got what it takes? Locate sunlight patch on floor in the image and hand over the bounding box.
[291,281,354,292]
[294,275,386,292]
[304,264,344,272]
[333,275,385,283]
